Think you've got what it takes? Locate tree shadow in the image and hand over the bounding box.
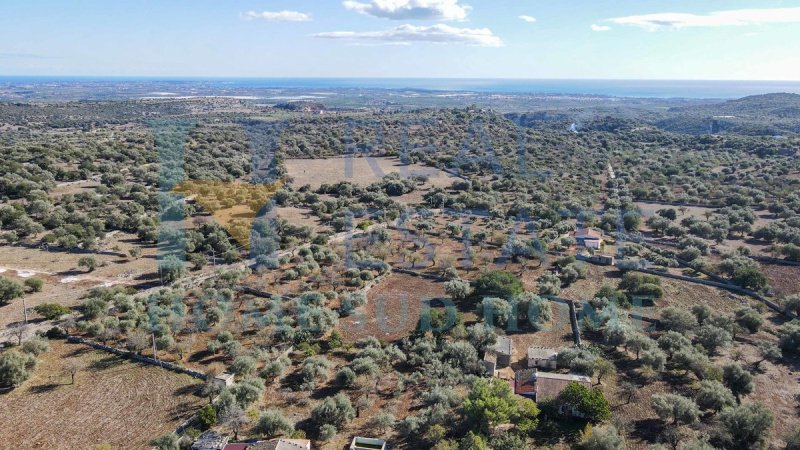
[175,384,202,397]
[279,369,307,392]
[28,383,62,394]
[90,355,125,370]
[309,382,342,401]
[66,346,95,357]
[629,418,664,445]
[57,269,87,277]
[169,401,200,421]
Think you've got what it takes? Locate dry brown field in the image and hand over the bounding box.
[284,156,457,191]
[0,340,204,450]
[338,272,446,342]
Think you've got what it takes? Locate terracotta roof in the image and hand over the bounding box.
[516,376,536,396]
[575,228,603,239]
[535,373,592,401]
[515,369,592,401]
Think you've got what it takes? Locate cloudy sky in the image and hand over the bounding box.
[1,0,799,79]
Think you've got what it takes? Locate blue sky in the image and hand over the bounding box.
[1,0,799,79]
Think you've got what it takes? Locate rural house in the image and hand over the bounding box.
[192,431,229,450]
[577,253,615,266]
[350,437,387,450]
[527,347,558,369]
[212,372,235,390]
[515,369,592,402]
[575,228,603,249]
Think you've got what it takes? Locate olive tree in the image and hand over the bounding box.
[254,408,294,438]
[660,307,698,333]
[0,350,37,387]
[311,393,356,429]
[779,320,800,355]
[651,393,700,425]
[734,307,763,334]
[368,412,396,434]
[21,336,49,356]
[0,276,24,305]
[301,356,331,383]
[695,325,732,355]
[318,424,337,441]
[783,294,800,316]
[445,279,471,300]
[722,363,753,403]
[576,424,625,450]
[695,380,735,413]
[718,403,773,448]
[78,256,97,272]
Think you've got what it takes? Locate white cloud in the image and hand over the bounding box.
[590,24,611,32]
[241,10,312,22]
[314,23,503,47]
[0,52,47,59]
[342,0,471,21]
[519,15,537,23]
[607,7,800,31]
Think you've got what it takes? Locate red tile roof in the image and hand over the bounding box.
[575,228,603,239]
[515,369,593,401]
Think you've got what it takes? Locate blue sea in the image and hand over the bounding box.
[3,76,800,99]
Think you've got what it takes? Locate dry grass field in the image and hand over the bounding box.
[284,156,457,191]
[276,205,331,233]
[0,340,204,450]
[0,236,161,332]
[762,263,800,298]
[634,202,718,223]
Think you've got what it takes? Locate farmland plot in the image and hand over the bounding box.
[284,156,457,191]
[0,341,204,450]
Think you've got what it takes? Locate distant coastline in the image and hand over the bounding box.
[2,76,800,99]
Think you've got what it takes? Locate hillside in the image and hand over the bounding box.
[656,93,800,135]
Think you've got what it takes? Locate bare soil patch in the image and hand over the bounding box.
[276,205,331,233]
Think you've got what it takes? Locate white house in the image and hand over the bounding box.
[212,372,235,390]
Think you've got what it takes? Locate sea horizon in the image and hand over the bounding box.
[3,76,800,99]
